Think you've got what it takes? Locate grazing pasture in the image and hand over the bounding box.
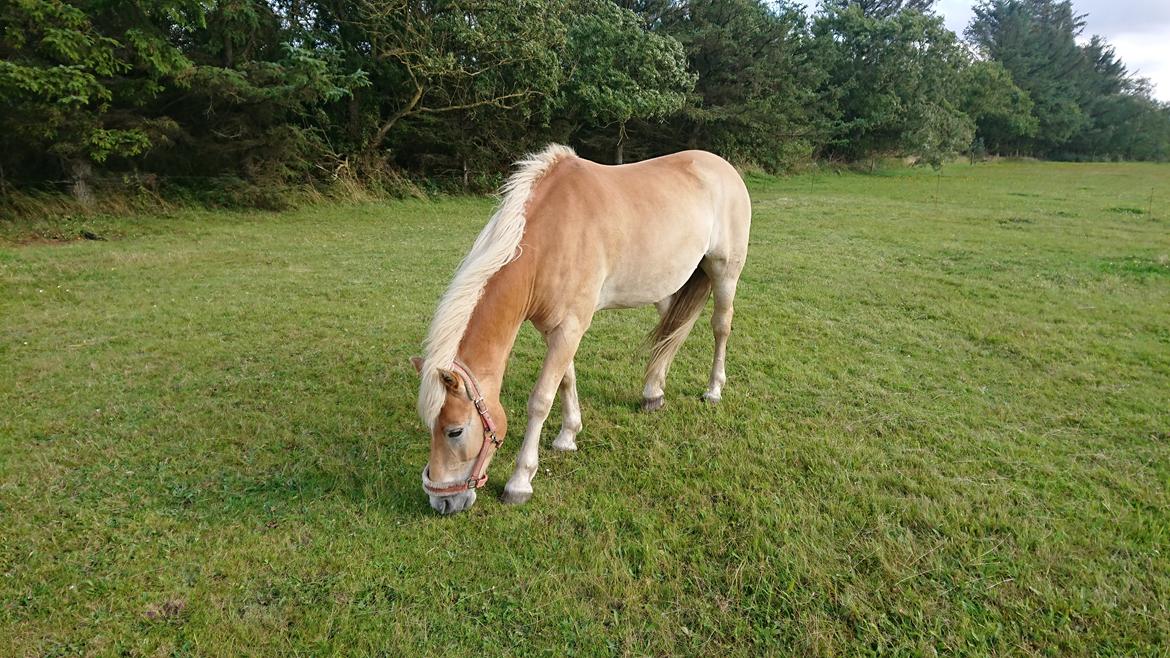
[1,161,1168,655]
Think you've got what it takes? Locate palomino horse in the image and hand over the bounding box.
[411,144,751,514]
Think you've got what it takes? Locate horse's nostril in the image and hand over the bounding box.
[428,490,475,515]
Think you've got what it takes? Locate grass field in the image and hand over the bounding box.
[2,161,1169,656]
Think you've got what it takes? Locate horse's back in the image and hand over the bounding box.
[521,150,750,320]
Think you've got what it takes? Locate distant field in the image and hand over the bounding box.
[2,162,1168,655]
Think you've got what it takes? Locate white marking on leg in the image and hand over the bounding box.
[552,361,581,451]
[704,277,737,403]
[642,296,673,405]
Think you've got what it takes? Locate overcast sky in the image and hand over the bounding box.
[935,0,1170,102]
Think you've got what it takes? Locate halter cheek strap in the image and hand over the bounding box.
[422,359,502,496]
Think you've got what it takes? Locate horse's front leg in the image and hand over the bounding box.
[502,319,586,505]
[551,360,581,452]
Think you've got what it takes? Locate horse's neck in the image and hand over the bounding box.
[455,268,529,396]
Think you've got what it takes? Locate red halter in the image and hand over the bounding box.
[422,359,502,496]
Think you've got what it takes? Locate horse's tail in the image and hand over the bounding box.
[645,267,712,380]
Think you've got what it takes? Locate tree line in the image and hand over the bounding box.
[2,0,1168,205]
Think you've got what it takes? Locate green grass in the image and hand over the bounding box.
[2,161,1168,656]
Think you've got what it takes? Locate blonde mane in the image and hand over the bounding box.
[417,144,576,427]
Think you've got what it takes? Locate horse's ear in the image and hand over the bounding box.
[437,368,461,393]
[409,356,423,375]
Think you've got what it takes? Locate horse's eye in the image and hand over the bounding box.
[445,427,464,440]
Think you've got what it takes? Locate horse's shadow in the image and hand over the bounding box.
[140,374,441,525]
[177,340,697,526]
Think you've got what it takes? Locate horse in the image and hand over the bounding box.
[410,144,751,514]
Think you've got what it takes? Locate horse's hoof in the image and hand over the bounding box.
[552,432,578,451]
[641,395,666,412]
[500,486,533,505]
[701,392,721,404]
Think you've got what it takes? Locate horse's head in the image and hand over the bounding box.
[411,357,507,514]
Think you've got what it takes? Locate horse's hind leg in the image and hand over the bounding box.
[702,261,743,403]
[552,361,581,451]
[640,295,675,411]
[653,295,674,317]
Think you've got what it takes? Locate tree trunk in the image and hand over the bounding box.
[70,160,94,205]
[615,120,627,165]
[687,122,701,150]
[348,93,361,140]
[372,84,424,150]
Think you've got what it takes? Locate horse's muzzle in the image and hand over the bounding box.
[428,489,476,515]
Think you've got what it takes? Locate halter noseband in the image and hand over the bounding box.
[422,358,502,496]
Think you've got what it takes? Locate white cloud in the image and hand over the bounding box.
[1074,0,1170,37]
[936,0,975,36]
[1106,32,1170,100]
